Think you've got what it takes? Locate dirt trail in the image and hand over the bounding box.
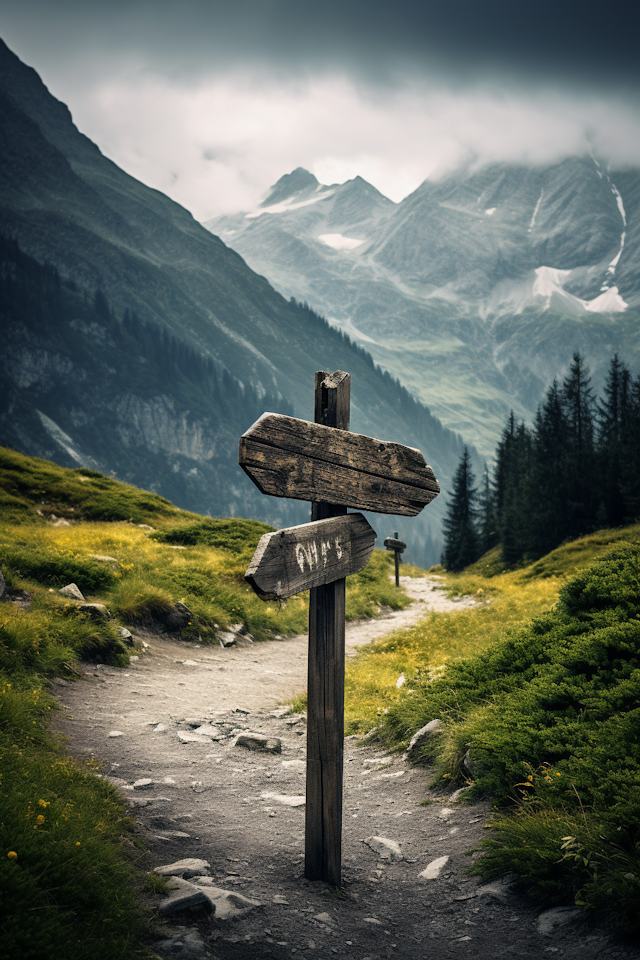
[52,577,638,960]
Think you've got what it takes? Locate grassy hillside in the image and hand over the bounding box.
[0,446,408,959]
[344,526,640,933]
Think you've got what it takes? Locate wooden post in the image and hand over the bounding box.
[394,531,400,588]
[305,370,350,887]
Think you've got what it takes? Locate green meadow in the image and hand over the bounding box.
[0,445,406,959]
[343,526,640,934]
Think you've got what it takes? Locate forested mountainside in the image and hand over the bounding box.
[0,39,470,565]
[207,162,640,456]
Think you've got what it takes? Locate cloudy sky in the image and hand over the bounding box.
[2,0,639,219]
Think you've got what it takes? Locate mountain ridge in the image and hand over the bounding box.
[0,38,470,566]
[206,158,640,455]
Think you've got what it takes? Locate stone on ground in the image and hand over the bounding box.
[158,877,211,916]
[155,928,208,959]
[132,777,155,790]
[261,791,305,807]
[314,912,336,926]
[154,858,211,878]
[235,732,281,753]
[475,876,517,899]
[79,602,111,619]
[187,882,262,919]
[404,718,443,760]
[178,731,211,744]
[363,836,403,860]
[59,583,85,601]
[418,855,449,879]
[217,631,237,647]
[537,906,583,935]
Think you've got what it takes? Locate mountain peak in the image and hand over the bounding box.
[262,168,319,207]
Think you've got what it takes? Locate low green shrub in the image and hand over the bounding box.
[151,517,273,554]
[378,543,640,931]
[0,721,152,960]
[1,544,116,593]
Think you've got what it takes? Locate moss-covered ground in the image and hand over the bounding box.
[344,525,640,934]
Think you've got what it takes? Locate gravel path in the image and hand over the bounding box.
[51,577,639,960]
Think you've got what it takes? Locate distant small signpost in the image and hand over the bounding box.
[240,370,439,887]
[384,533,407,587]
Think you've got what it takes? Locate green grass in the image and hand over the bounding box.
[0,445,410,957]
[344,525,640,933]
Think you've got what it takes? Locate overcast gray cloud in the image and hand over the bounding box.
[3,0,639,87]
[2,0,639,218]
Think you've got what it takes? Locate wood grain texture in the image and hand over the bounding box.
[245,513,376,600]
[305,371,350,888]
[239,413,439,516]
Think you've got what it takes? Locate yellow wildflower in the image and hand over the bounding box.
[36,815,45,825]
[7,851,17,860]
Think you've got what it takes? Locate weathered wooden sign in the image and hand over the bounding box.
[384,532,407,588]
[245,513,376,600]
[239,413,439,516]
[240,370,439,888]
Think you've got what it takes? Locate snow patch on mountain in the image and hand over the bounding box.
[533,266,627,313]
[529,190,544,230]
[584,286,628,312]
[327,316,377,344]
[533,266,572,298]
[318,233,364,251]
[245,191,334,219]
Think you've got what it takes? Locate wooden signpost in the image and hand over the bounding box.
[240,370,439,887]
[384,532,407,588]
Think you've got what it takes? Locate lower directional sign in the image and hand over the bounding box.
[245,513,376,600]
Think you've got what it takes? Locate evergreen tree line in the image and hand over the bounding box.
[442,353,640,571]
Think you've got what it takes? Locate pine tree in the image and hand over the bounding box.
[478,464,499,555]
[494,414,532,564]
[561,353,596,539]
[597,355,630,527]
[526,379,570,557]
[620,374,640,523]
[441,447,479,571]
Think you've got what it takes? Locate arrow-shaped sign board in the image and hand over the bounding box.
[239,413,440,516]
[383,536,406,553]
[245,513,376,600]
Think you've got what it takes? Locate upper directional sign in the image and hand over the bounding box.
[245,513,376,600]
[239,413,440,516]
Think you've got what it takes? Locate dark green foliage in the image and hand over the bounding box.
[382,545,640,929]
[152,517,273,554]
[477,465,499,555]
[441,447,479,571]
[490,354,640,566]
[0,729,152,960]
[0,545,115,593]
[495,415,532,565]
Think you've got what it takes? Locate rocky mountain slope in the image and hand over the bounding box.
[0,39,468,566]
[207,160,640,455]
